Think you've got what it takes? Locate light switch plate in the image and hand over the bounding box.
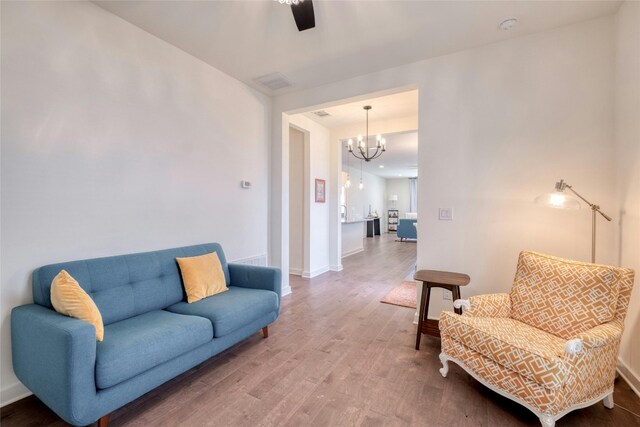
[439,208,453,221]
[443,290,452,300]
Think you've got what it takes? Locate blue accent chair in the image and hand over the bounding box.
[397,219,417,241]
[11,243,281,426]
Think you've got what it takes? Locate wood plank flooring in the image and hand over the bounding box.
[2,234,639,426]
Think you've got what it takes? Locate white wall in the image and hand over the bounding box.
[288,114,332,278]
[288,128,305,275]
[614,0,640,394]
[1,1,271,405]
[341,222,365,258]
[386,178,411,220]
[272,13,622,350]
[417,14,617,318]
[343,166,386,222]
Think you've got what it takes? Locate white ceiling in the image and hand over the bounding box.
[343,131,418,179]
[94,1,621,95]
[298,89,418,178]
[303,89,418,128]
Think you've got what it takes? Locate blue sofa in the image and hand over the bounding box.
[397,218,417,241]
[11,243,281,426]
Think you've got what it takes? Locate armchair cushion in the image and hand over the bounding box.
[440,312,568,389]
[510,251,621,339]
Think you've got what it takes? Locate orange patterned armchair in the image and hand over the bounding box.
[438,251,635,427]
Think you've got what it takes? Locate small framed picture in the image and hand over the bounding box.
[315,179,326,203]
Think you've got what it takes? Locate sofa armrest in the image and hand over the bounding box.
[11,304,97,425]
[458,293,511,318]
[228,263,282,300]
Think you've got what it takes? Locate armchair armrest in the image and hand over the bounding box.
[564,320,624,355]
[11,304,97,425]
[228,263,282,299]
[457,293,511,318]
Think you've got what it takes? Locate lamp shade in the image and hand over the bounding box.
[534,192,581,210]
[389,195,398,201]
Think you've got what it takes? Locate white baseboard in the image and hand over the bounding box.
[231,254,268,267]
[289,267,303,276]
[341,248,364,258]
[330,264,343,272]
[1,382,31,408]
[281,285,292,297]
[618,358,640,398]
[302,265,330,279]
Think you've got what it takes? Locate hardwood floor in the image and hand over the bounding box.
[2,234,639,426]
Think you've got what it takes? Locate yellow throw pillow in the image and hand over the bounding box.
[176,252,228,303]
[50,270,104,341]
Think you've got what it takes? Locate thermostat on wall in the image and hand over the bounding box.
[241,180,252,189]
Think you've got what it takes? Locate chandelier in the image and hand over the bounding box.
[347,106,386,162]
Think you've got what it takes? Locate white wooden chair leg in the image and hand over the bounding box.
[439,353,449,377]
[603,392,614,409]
[539,414,555,427]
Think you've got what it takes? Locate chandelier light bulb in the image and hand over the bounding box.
[359,181,364,190]
[346,105,386,162]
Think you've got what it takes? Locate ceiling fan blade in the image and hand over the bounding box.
[291,0,315,32]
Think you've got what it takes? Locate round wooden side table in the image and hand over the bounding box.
[414,269,470,350]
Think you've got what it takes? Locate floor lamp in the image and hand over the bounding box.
[535,179,612,263]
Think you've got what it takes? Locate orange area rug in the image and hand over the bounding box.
[380,281,417,309]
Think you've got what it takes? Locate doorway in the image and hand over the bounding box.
[282,88,419,283]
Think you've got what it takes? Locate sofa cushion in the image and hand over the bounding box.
[166,286,278,338]
[439,312,568,390]
[96,310,212,389]
[510,251,620,339]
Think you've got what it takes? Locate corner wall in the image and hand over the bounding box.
[614,0,640,395]
[1,1,271,405]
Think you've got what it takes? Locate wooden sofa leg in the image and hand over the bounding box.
[262,326,269,338]
[97,414,110,427]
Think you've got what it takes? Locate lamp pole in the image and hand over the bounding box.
[561,182,612,263]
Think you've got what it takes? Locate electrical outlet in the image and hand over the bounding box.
[443,290,452,301]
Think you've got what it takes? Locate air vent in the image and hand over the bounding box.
[313,110,330,117]
[253,72,292,91]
